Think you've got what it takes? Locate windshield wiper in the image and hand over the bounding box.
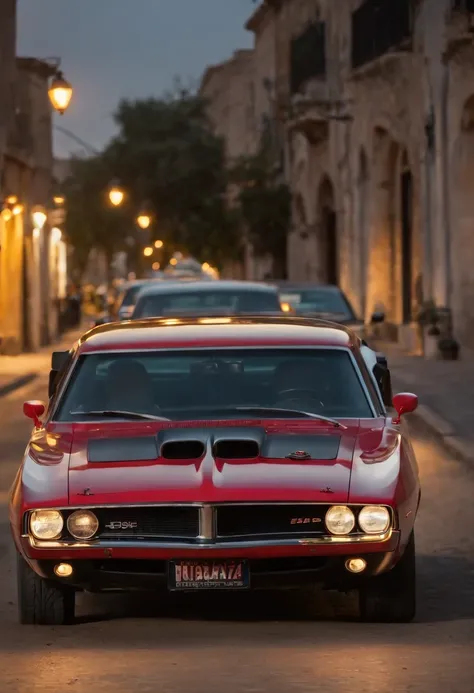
[210,406,346,428]
[69,409,170,421]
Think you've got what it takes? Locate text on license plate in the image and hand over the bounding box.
[168,560,249,590]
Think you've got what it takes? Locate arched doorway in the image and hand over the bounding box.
[317,176,338,285]
[400,150,413,324]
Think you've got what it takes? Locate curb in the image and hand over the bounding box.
[0,373,38,399]
[392,374,474,464]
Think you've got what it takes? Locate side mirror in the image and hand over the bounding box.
[371,311,385,324]
[392,392,418,424]
[23,400,45,428]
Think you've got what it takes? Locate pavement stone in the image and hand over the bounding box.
[374,339,474,464]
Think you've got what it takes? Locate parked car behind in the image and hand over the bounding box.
[131,280,284,319]
[274,282,385,336]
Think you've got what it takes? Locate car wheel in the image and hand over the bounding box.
[17,554,75,625]
[359,531,416,623]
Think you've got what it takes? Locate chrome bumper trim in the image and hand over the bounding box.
[23,529,393,551]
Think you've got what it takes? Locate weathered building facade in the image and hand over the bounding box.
[1,57,60,353]
[243,0,474,356]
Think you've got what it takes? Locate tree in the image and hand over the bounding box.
[62,155,130,279]
[63,89,240,276]
[229,128,291,278]
[106,90,240,264]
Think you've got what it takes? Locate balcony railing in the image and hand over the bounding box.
[452,0,474,11]
[290,21,326,95]
[351,0,412,70]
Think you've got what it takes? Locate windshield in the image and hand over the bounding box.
[55,348,373,422]
[121,284,147,307]
[279,288,356,320]
[132,290,282,318]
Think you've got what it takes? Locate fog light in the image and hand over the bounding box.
[54,563,73,577]
[345,558,367,574]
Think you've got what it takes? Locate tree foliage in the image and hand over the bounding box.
[64,89,241,275]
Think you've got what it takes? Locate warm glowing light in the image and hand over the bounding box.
[12,204,23,216]
[154,240,163,249]
[6,195,17,205]
[281,302,292,313]
[54,563,73,577]
[48,72,73,114]
[53,195,65,205]
[33,227,40,239]
[201,262,210,271]
[32,208,47,229]
[152,262,160,270]
[143,246,153,257]
[1,208,12,222]
[109,187,124,207]
[137,214,151,229]
[169,258,178,266]
[51,227,62,243]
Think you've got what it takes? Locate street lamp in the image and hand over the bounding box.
[51,227,62,243]
[154,240,163,249]
[53,195,65,206]
[32,206,47,229]
[136,202,152,229]
[48,71,73,115]
[108,180,125,207]
[143,247,153,257]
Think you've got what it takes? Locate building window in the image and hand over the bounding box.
[290,21,326,95]
[351,0,412,70]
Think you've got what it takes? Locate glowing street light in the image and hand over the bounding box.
[108,180,124,207]
[154,240,163,249]
[143,246,153,257]
[53,195,65,206]
[152,262,160,271]
[136,201,152,229]
[48,71,73,115]
[51,227,62,243]
[32,206,47,229]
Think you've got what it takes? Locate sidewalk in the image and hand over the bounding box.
[374,339,474,464]
[0,323,91,397]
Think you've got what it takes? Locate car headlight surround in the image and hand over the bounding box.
[358,505,391,534]
[67,509,99,540]
[30,509,64,540]
[325,505,355,535]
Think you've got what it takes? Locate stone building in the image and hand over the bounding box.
[199,49,274,279]
[1,58,59,353]
[242,0,474,355]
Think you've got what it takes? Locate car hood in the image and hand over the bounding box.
[65,420,371,505]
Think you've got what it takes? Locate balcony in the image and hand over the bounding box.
[446,0,474,58]
[351,0,412,71]
[452,0,474,11]
[290,21,326,96]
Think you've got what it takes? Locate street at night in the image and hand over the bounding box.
[0,370,472,692]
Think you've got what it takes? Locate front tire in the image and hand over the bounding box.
[17,554,75,625]
[359,531,416,623]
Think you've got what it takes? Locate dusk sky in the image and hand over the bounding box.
[17,1,255,158]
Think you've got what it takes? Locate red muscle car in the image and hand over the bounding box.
[10,315,420,625]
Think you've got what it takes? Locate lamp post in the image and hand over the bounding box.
[108,179,125,207]
[48,70,73,115]
[136,202,152,229]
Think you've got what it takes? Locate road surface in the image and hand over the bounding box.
[0,372,473,692]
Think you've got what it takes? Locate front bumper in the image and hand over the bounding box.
[21,531,400,591]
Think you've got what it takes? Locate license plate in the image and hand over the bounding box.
[168,560,249,590]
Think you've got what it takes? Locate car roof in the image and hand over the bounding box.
[77,315,356,353]
[135,280,279,298]
[275,282,343,292]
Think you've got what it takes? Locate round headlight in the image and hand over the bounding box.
[325,505,355,535]
[30,510,63,540]
[67,510,99,540]
[358,506,391,534]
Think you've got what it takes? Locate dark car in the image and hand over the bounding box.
[275,283,385,337]
[131,280,284,319]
